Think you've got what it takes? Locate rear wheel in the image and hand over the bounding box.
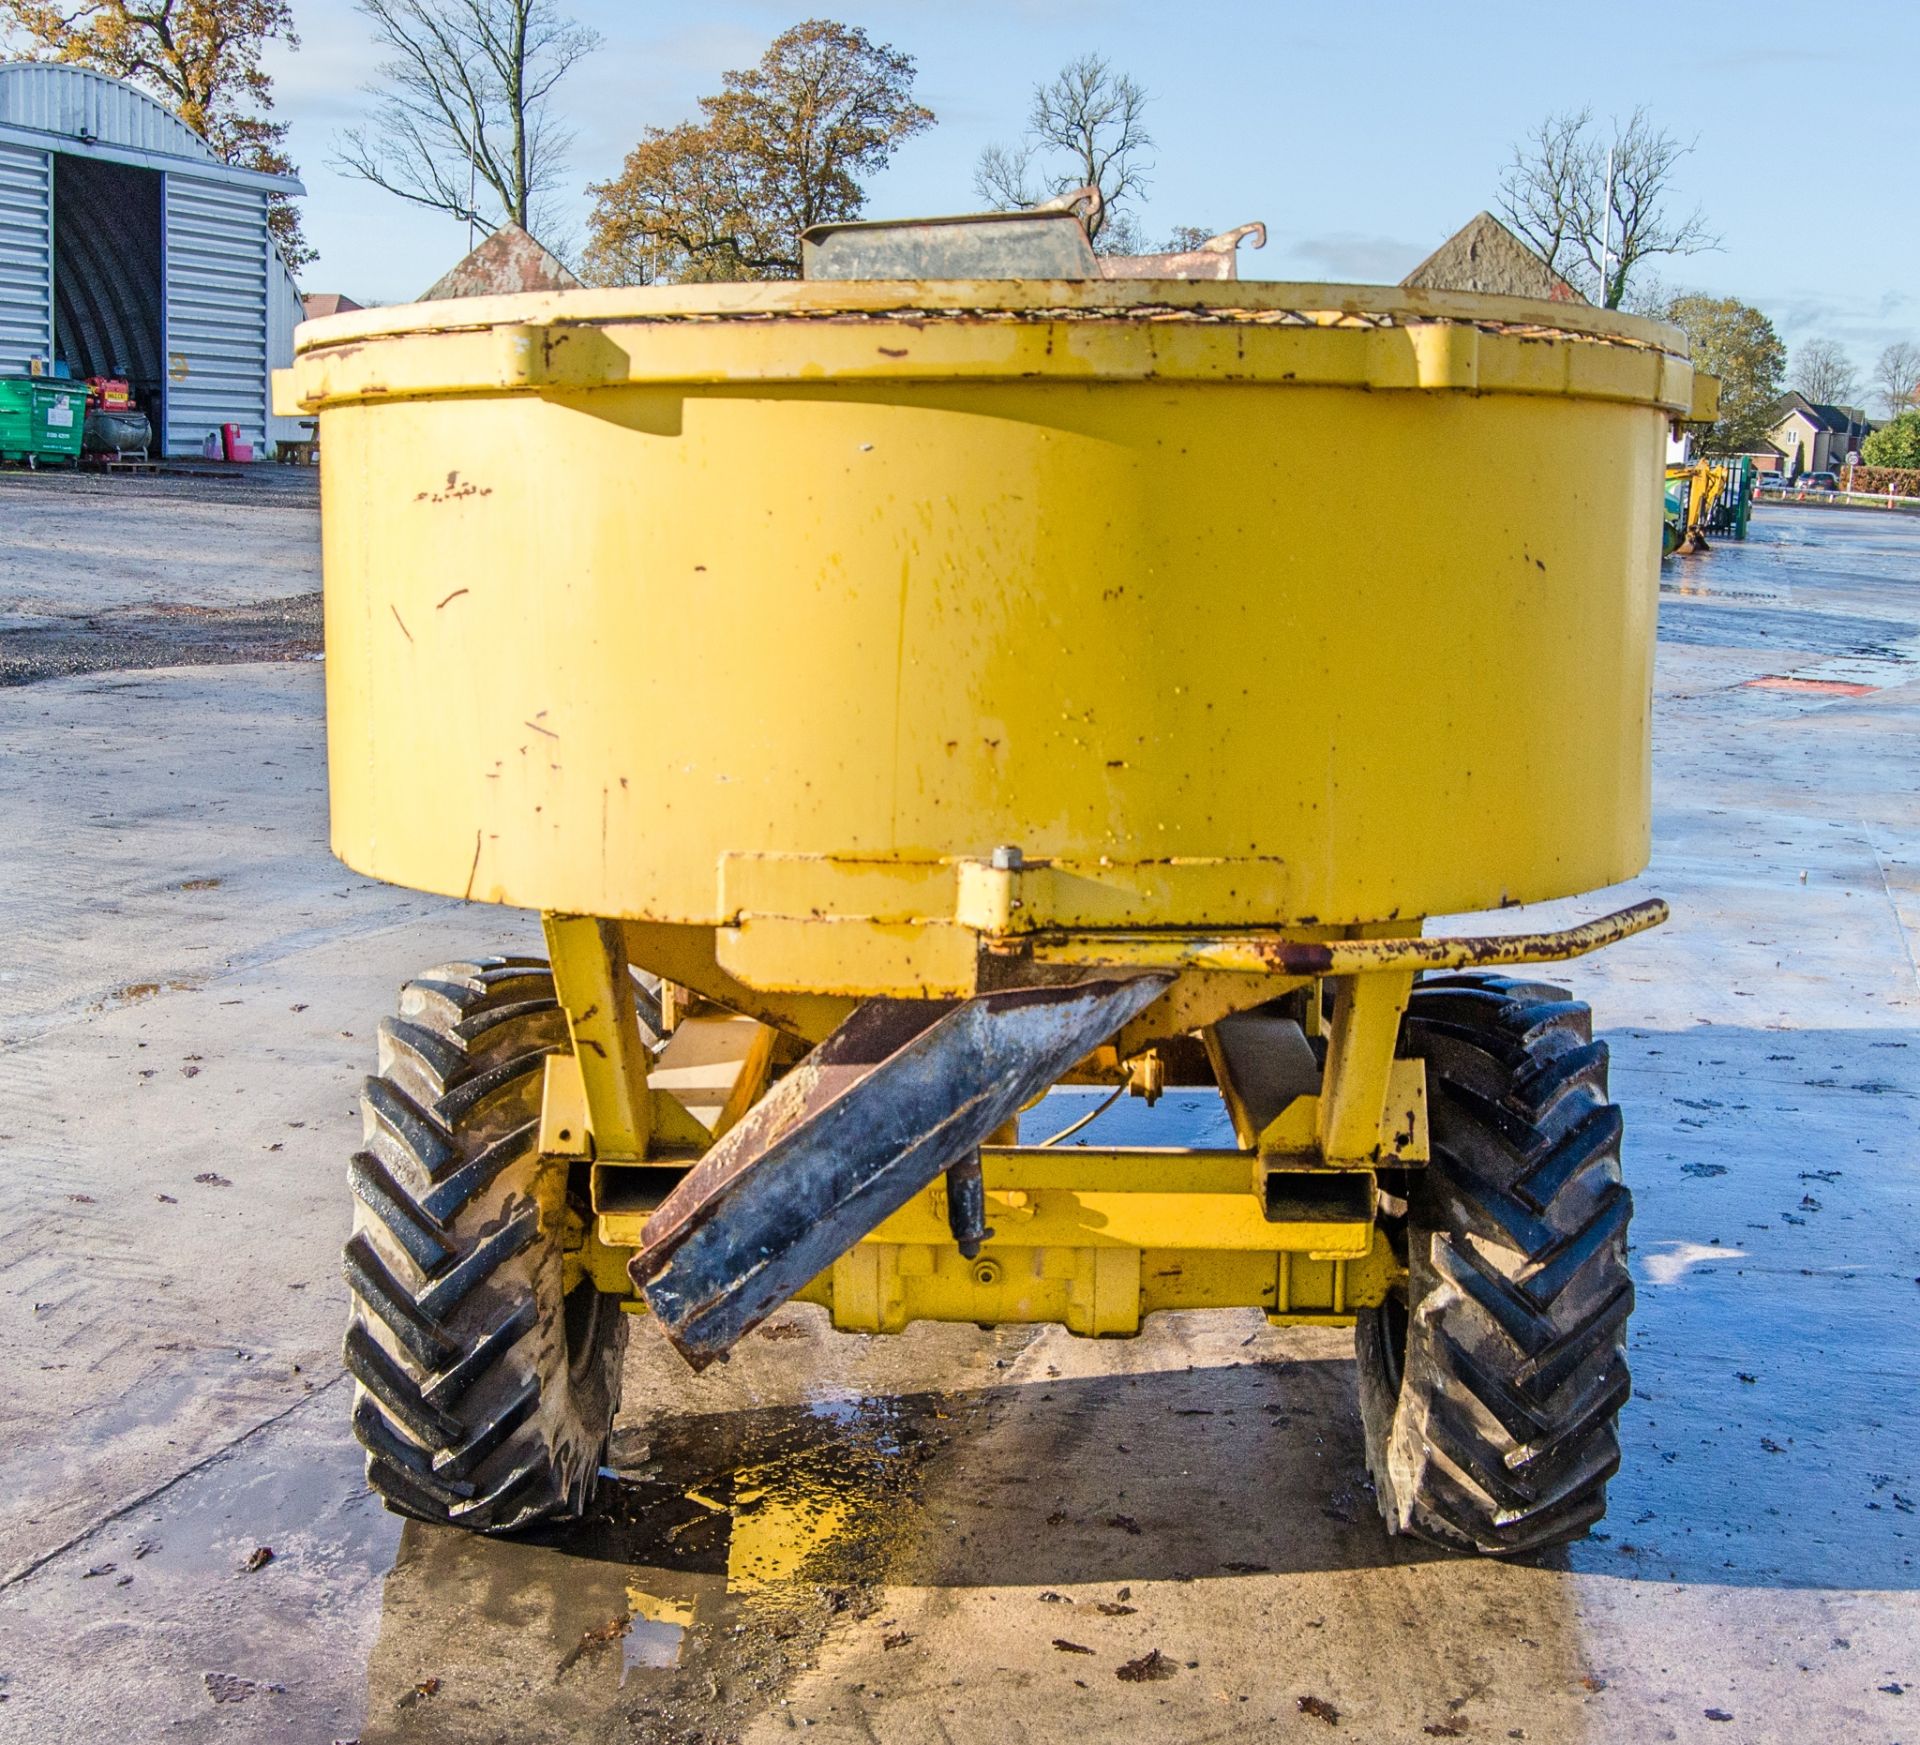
[1355,973,1634,1555]
[342,957,627,1532]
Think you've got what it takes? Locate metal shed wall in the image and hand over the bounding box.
[0,138,51,375]
[266,245,308,449]
[163,174,269,455]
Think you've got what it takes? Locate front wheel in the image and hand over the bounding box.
[1355,973,1634,1555]
[342,957,627,1532]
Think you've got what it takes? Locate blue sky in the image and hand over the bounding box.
[266,0,1917,378]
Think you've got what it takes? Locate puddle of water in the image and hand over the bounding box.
[352,1374,956,1742]
[92,976,198,1010]
[1660,579,1786,603]
[621,1585,694,1677]
[726,1466,857,1593]
[510,1388,937,1696]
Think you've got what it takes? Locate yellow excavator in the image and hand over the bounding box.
[1664,459,1728,555]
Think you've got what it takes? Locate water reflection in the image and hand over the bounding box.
[357,1387,938,1743]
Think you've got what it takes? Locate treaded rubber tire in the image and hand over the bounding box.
[342,956,628,1533]
[1355,972,1633,1556]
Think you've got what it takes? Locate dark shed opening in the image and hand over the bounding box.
[52,154,162,420]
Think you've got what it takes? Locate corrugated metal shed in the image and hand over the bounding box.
[267,248,309,449]
[0,62,303,455]
[163,175,271,454]
[0,138,51,375]
[0,60,231,165]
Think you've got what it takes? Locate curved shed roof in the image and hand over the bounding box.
[0,62,302,192]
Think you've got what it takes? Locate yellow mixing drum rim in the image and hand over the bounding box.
[284,280,1693,946]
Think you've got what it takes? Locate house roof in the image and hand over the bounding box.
[420,223,581,301]
[1400,211,1584,303]
[1773,391,1870,433]
[302,293,362,321]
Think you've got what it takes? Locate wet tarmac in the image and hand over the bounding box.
[0,501,1916,1743]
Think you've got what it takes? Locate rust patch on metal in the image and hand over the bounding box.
[416,471,491,504]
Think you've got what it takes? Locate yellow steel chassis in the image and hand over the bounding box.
[538,898,1664,1336]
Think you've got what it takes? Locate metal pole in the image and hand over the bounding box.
[467,144,477,252]
[1599,144,1615,306]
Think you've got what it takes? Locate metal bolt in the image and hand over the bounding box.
[990,844,1024,872]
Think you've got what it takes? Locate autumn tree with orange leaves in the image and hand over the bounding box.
[585,19,932,285]
[0,0,311,267]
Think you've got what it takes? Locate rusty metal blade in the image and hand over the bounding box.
[630,975,1172,1369]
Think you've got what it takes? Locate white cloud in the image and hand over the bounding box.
[1280,232,1426,284]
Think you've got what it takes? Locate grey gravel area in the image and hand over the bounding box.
[0,592,323,684]
[0,466,323,683]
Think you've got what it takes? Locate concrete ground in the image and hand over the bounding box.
[0,486,1914,1744]
[0,469,320,683]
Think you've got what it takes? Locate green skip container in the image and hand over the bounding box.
[0,377,87,465]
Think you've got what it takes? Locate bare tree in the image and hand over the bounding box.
[974,53,1152,250]
[974,140,1039,210]
[1873,341,1920,417]
[1496,109,1592,286]
[1498,107,1717,307]
[335,0,600,237]
[1790,338,1860,408]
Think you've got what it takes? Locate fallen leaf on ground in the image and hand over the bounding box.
[1097,1603,1137,1617]
[1704,1710,1734,1723]
[194,1173,231,1187]
[1045,1509,1068,1526]
[1106,1514,1142,1536]
[882,1632,911,1650]
[240,1546,273,1573]
[1298,1694,1341,1725]
[1053,1639,1094,1655]
[1423,1726,1464,1738]
[1116,1650,1178,1683]
[555,1613,630,1676]
[1038,1591,1069,1603]
[395,1677,444,1710]
[1223,1561,1269,1574]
